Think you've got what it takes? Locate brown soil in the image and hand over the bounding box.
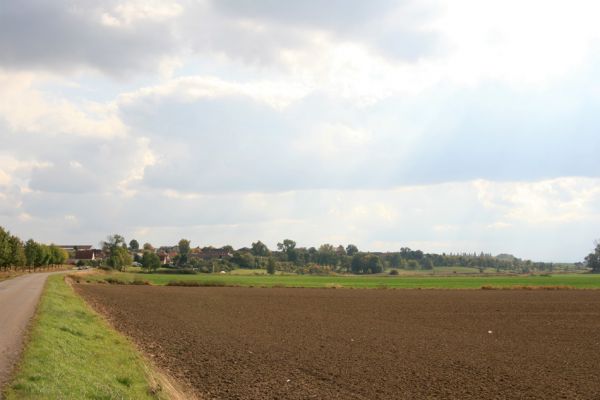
[76,285,600,399]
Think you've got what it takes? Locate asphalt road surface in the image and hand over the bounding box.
[0,272,63,395]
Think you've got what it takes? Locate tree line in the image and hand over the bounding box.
[126,236,575,275]
[0,226,68,272]
[0,226,587,275]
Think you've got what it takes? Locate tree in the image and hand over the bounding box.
[277,239,297,263]
[232,251,255,269]
[143,242,154,251]
[267,257,277,275]
[365,254,384,274]
[178,239,191,266]
[8,235,26,269]
[317,244,338,266]
[24,239,39,268]
[351,253,365,274]
[421,258,434,270]
[585,242,600,273]
[346,244,359,256]
[129,239,140,251]
[349,253,383,274]
[0,226,11,270]
[141,251,161,272]
[48,244,68,266]
[107,246,131,271]
[102,234,132,271]
[251,240,270,257]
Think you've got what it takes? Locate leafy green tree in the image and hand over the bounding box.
[48,244,68,266]
[251,240,270,257]
[351,253,365,274]
[232,251,255,268]
[24,239,39,268]
[107,247,131,271]
[346,244,359,256]
[178,239,191,266]
[389,253,402,268]
[406,260,420,270]
[277,239,298,263]
[340,255,352,272]
[141,251,161,272]
[129,239,140,251]
[38,244,51,268]
[421,258,434,270]
[317,244,338,266]
[0,226,11,270]
[8,235,26,269]
[585,242,600,273]
[143,242,154,251]
[365,254,384,274]
[267,257,277,275]
[102,234,132,271]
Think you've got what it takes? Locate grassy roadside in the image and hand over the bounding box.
[3,275,164,400]
[82,271,600,289]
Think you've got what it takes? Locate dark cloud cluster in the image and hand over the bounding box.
[0,0,441,76]
[0,0,178,75]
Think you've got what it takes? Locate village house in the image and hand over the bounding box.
[74,249,104,262]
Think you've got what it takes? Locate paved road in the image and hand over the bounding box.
[0,272,64,394]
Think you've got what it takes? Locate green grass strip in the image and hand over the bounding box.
[84,271,600,289]
[4,275,162,400]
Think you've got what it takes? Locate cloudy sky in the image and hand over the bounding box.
[1,0,599,261]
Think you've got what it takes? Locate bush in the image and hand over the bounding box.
[389,269,399,275]
[102,278,150,285]
[166,280,226,287]
[104,278,127,285]
[298,263,333,275]
[157,268,197,275]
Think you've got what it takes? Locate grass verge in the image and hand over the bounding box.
[3,275,164,400]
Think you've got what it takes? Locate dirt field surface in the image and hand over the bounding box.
[76,285,600,400]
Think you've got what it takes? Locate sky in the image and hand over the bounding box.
[1,0,599,262]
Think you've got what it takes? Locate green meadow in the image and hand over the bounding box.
[84,270,600,289]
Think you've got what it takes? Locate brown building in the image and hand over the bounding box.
[75,249,104,261]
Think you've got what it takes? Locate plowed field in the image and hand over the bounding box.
[76,285,600,399]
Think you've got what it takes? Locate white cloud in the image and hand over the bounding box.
[100,0,183,27]
[431,0,600,86]
[118,75,311,110]
[0,71,126,138]
[474,177,600,224]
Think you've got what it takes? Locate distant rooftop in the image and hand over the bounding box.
[57,245,93,250]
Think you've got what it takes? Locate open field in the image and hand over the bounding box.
[3,275,164,399]
[83,270,600,289]
[78,284,600,399]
